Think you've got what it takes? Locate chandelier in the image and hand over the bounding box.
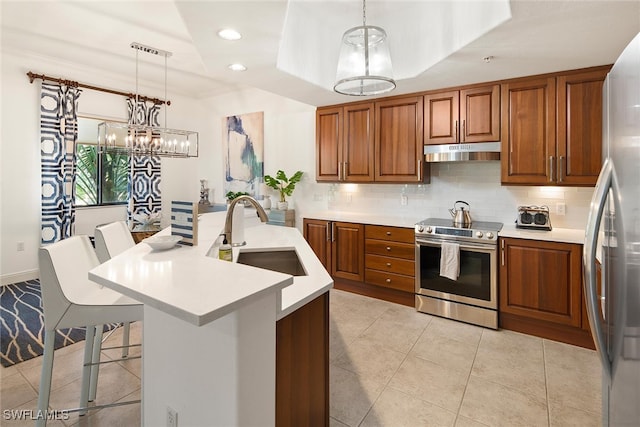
[334,0,396,96]
[97,42,198,157]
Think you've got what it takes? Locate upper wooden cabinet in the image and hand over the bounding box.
[501,66,609,186]
[316,96,427,183]
[375,96,427,182]
[501,77,557,185]
[556,69,608,186]
[424,85,500,145]
[316,103,374,182]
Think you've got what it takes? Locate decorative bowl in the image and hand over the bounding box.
[144,235,182,251]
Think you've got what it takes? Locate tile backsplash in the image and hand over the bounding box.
[295,162,594,230]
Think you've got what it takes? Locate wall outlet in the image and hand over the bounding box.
[400,194,408,206]
[313,193,323,201]
[556,202,566,216]
[17,242,25,252]
[167,407,178,427]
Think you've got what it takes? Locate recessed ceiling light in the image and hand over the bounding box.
[228,63,247,72]
[217,29,242,41]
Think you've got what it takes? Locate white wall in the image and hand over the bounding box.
[0,49,200,283]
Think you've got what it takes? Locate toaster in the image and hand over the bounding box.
[516,205,552,231]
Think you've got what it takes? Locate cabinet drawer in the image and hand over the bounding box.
[365,254,415,276]
[365,269,415,292]
[365,225,414,243]
[365,240,415,260]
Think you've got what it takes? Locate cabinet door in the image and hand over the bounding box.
[500,238,582,327]
[316,107,342,182]
[374,96,427,183]
[501,77,556,184]
[557,69,607,186]
[424,90,459,145]
[331,222,365,282]
[276,292,329,427]
[343,103,374,182]
[460,85,500,143]
[302,219,331,270]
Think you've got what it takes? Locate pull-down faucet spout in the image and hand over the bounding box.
[223,195,269,246]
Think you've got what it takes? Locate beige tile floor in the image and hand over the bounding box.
[1,289,602,426]
[329,289,602,427]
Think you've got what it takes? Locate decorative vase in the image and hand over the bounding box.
[262,196,271,210]
[277,201,288,211]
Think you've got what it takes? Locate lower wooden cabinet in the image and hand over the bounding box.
[302,219,364,282]
[276,292,329,427]
[364,225,415,294]
[499,237,594,349]
[303,219,415,307]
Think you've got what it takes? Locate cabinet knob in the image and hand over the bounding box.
[386,231,391,236]
[386,262,391,267]
[386,278,391,283]
[386,246,391,251]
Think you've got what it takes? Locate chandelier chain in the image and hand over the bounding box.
[362,0,366,26]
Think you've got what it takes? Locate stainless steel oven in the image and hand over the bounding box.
[415,218,503,329]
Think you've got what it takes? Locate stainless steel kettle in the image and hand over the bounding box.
[449,200,472,226]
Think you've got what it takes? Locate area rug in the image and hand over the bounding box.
[1,280,117,367]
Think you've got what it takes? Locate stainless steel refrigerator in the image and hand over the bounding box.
[584,31,640,426]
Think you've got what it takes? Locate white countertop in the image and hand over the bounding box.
[499,224,585,245]
[89,211,333,326]
[303,210,421,229]
[304,211,587,245]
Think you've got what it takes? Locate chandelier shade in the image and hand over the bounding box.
[97,42,199,158]
[334,0,395,96]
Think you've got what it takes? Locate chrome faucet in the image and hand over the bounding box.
[224,195,269,246]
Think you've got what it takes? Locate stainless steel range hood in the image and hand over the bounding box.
[424,142,501,162]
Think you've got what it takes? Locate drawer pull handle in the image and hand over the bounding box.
[386,278,391,283]
[386,246,391,251]
[386,231,391,236]
[386,262,391,267]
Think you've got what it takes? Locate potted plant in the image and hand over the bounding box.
[264,170,303,210]
[225,191,250,205]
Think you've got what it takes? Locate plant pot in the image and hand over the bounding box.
[277,201,288,211]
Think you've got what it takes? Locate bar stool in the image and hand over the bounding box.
[94,221,136,358]
[37,235,142,426]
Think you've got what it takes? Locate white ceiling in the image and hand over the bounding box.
[2,1,639,107]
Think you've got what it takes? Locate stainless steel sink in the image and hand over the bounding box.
[236,250,307,276]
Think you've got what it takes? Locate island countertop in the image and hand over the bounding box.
[89,210,334,326]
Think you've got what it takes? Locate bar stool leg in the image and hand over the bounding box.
[36,331,56,427]
[79,325,96,416]
[89,326,104,402]
[121,322,130,358]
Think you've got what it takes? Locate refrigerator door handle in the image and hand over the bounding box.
[584,158,613,380]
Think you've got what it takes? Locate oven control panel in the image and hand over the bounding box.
[414,221,501,243]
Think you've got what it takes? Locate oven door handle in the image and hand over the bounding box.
[415,239,496,252]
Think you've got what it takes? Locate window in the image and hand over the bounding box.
[75,117,129,206]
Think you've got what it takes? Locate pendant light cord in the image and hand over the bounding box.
[362,0,366,26]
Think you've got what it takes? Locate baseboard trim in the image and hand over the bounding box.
[1,269,39,286]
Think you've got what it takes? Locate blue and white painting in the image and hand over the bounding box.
[223,112,264,196]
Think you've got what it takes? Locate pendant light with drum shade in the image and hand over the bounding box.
[334,0,395,96]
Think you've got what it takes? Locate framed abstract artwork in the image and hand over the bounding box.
[222,111,264,197]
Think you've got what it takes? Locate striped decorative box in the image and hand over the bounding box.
[171,201,198,246]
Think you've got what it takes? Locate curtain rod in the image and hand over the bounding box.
[26,71,171,106]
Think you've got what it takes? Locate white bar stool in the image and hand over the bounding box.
[37,235,142,426]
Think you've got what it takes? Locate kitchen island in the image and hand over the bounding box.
[89,211,333,426]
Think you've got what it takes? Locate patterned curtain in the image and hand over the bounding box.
[126,98,162,220]
[40,82,82,244]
